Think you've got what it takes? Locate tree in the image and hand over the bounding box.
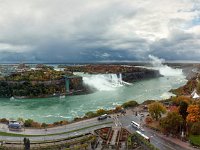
[17,117,24,123]
[172,96,191,105]
[179,101,189,120]
[96,109,107,116]
[24,119,34,127]
[122,100,138,108]
[145,116,153,124]
[191,122,200,135]
[160,112,183,135]
[85,111,96,118]
[114,106,123,113]
[148,102,166,120]
[186,105,200,123]
[41,123,48,128]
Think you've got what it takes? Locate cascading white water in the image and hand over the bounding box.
[83,73,125,91]
[119,73,122,84]
[148,55,183,77]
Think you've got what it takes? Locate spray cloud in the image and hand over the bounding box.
[148,55,183,76]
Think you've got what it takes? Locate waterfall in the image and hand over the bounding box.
[148,55,183,77]
[82,73,128,91]
[119,73,122,84]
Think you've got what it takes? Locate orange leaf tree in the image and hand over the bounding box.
[186,104,200,123]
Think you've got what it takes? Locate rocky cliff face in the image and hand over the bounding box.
[69,77,84,91]
[122,69,161,82]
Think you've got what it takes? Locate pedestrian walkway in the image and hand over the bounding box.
[113,116,122,127]
[110,127,119,145]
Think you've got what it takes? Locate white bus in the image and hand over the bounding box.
[136,130,150,142]
[131,121,140,129]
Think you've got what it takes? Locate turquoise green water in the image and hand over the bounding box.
[0,75,186,123]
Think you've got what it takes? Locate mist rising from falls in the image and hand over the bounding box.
[83,73,127,91]
[148,55,183,77]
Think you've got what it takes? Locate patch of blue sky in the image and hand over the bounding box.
[192,17,200,26]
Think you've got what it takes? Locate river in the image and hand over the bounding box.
[0,68,186,123]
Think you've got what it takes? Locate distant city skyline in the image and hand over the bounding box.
[0,0,200,63]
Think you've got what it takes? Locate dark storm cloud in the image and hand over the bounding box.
[150,29,200,60]
[0,0,199,62]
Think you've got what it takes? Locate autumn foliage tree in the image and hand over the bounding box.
[171,96,191,106]
[186,104,200,123]
[160,112,183,135]
[148,102,166,120]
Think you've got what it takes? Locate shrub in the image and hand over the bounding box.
[114,106,123,113]
[17,117,24,123]
[41,123,48,128]
[73,117,82,122]
[191,122,200,135]
[0,118,9,124]
[85,111,97,118]
[31,121,41,128]
[122,100,138,108]
[142,100,155,105]
[145,116,153,124]
[61,120,68,125]
[24,119,34,127]
[96,109,107,115]
[53,121,60,126]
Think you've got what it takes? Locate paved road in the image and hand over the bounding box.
[1,117,113,135]
[0,117,113,142]
[116,113,195,150]
[0,123,113,142]
[0,113,198,150]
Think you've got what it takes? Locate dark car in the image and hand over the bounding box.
[8,121,22,130]
[97,114,108,120]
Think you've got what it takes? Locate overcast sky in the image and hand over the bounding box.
[0,0,200,63]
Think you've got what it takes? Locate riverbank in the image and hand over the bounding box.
[0,98,170,129]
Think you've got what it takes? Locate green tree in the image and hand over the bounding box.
[148,102,166,120]
[41,123,48,128]
[17,117,24,123]
[122,100,138,108]
[85,111,96,118]
[24,119,34,127]
[160,112,183,135]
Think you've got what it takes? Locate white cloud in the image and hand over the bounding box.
[0,0,199,62]
[0,43,32,52]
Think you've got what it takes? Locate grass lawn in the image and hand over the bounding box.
[189,135,200,147]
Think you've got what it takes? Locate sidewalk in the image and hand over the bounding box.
[145,127,199,150]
